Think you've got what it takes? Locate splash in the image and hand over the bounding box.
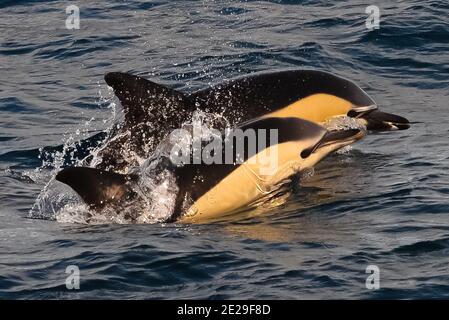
[323,115,366,132]
[323,115,367,155]
[29,96,228,224]
[29,86,119,222]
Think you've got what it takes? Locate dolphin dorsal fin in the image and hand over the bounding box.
[95,73,195,171]
[55,167,136,209]
[104,72,190,127]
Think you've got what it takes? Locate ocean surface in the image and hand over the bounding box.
[1,0,449,299]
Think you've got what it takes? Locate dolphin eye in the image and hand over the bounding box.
[347,105,378,118]
[300,146,315,159]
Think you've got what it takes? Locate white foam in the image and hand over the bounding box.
[323,116,366,132]
[30,105,226,224]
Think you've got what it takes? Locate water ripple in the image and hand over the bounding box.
[0,0,448,299]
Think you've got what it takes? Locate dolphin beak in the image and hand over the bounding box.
[348,106,410,131]
[362,110,410,131]
[301,128,365,159]
[315,128,365,149]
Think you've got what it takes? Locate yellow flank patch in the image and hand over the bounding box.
[262,93,353,124]
[179,140,317,223]
[178,94,356,223]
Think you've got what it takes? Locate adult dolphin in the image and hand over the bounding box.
[56,117,365,223]
[94,70,409,172]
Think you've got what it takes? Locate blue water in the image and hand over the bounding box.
[1,0,449,299]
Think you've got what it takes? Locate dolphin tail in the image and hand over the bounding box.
[55,167,137,209]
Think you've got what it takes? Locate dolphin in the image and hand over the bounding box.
[93,70,410,172]
[56,117,365,223]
